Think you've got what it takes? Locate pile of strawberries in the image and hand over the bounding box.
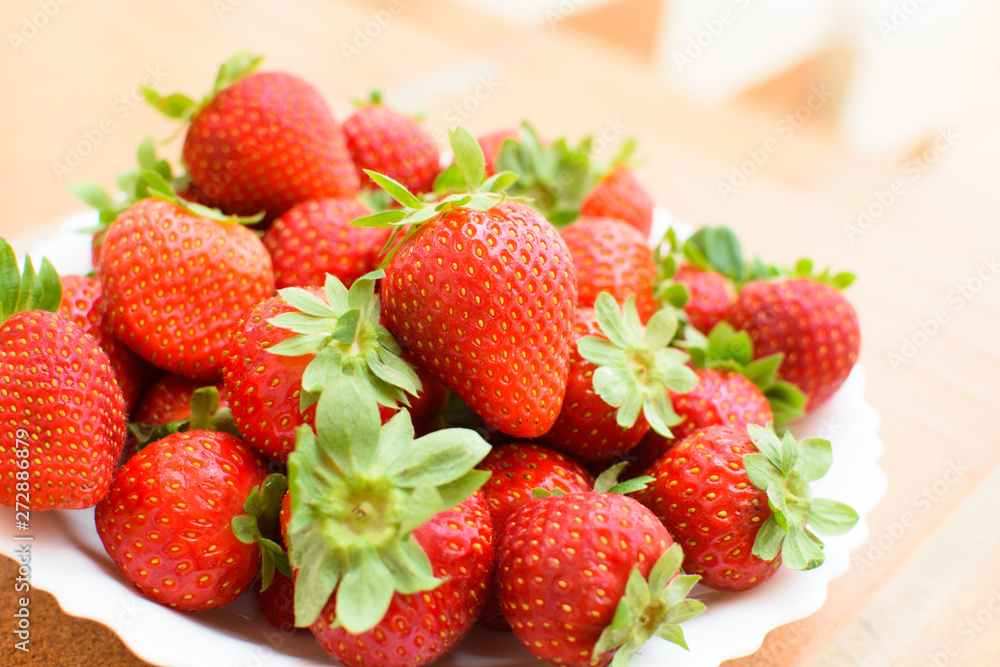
[0,54,863,667]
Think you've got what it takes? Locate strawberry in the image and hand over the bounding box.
[58,274,152,411]
[257,568,299,633]
[580,164,653,238]
[726,273,860,409]
[131,374,228,426]
[544,294,697,462]
[285,377,494,667]
[634,424,858,591]
[476,441,594,631]
[365,128,579,438]
[145,54,359,219]
[672,263,734,333]
[497,488,703,667]
[95,431,287,611]
[100,182,274,380]
[343,92,441,194]
[262,197,389,289]
[223,273,421,462]
[560,216,659,322]
[0,245,126,510]
[477,127,519,176]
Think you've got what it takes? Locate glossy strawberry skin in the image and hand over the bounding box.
[542,309,649,461]
[131,374,228,426]
[257,569,299,633]
[58,274,152,411]
[673,264,734,334]
[263,198,387,289]
[579,166,653,238]
[561,216,659,322]
[634,425,780,591]
[95,431,269,611]
[477,128,519,177]
[497,492,673,667]
[184,71,359,219]
[726,278,860,409]
[311,491,494,667]
[382,201,578,439]
[100,199,275,381]
[629,368,772,476]
[223,293,317,463]
[0,312,126,510]
[344,105,441,194]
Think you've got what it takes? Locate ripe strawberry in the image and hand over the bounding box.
[497,491,703,667]
[476,441,593,631]
[0,247,126,510]
[100,193,274,380]
[257,568,299,633]
[673,263,734,333]
[727,276,860,409]
[477,127,519,176]
[146,54,359,219]
[560,216,659,322]
[263,198,389,289]
[58,274,152,411]
[580,165,654,238]
[223,273,421,461]
[369,130,579,438]
[285,377,494,667]
[344,93,441,194]
[131,374,228,426]
[95,431,288,611]
[634,424,858,591]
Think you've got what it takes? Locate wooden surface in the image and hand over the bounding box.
[1,0,999,665]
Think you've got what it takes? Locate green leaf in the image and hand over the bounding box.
[432,162,466,194]
[387,428,491,488]
[766,381,807,425]
[351,209,409,228]
[291,531,342,627]
[364,170,425,210]
[593,461,629,493]
[280,288,337,318]
[335,548,396,634]
[213,52,263,94]
[435,469,491,511]
[746,423,783,467]
[806,498,859,536]
[643,307,679,351]
[302,347,343,393]
[778,431,799,475]
[741,354,782,389]
[593,292,629,348]
[795,437,832,481]
[608,476,654,495]
[268,312,337,335]
[68,182,115,211]
[331,309,361,344]
[752,515,785,561]
[189,386,221,431]
[648,543,685,593]
[266,332,329,357]
[592,366,632,408]
[781,523,826,570]
[617,386,644,427]
[577,336,625,368]
[743,453,781,493]
[141,88,198,120]
[315,376,381,478]
[642,390,681,438]
[449,126,486,192]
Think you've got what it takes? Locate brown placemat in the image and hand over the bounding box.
[0,554,152,667]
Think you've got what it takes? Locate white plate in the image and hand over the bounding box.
[0,211,887,667]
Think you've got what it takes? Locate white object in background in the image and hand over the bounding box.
[452,0,613,28]
[658,0,841,104]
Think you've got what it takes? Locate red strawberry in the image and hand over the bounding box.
[673,263,734,333]
[94,431,282,611]
[580,165,653,238]
[311,491,493,667]
[0,248,126,510]
[285,377,494,667]
[560,216,659,321]
[58,274,152,411]
[146,56,360,219]
[263,198,389,289]
[379,152,579,438]
[257,568,299,633]
[477,127,519,176]
[344,93,441,194]
[634,424,857,591]
[727,277,860,408]
[100,196,274,380]
[224,274,422,462]
[131,374,228,426]
[497,492,703,667]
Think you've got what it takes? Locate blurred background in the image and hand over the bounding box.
[1,0,999,665]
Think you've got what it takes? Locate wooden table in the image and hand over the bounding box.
[1,0,999,665]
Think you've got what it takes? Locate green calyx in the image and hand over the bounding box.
[494,121,637,227]
[287,375,492,633]
[744,423,859,571]
[128,386,241,451]
[592,544,705,665]
[679,322,806,425]
[351,126,516,263]
[231,473,292,592]
[786,258,856,290]
[531,461,653,499]
[143,52,263,126]
[138,168,264,225]
[266,270,421,412]
[577,293,698,438]
[0,239,60,324]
